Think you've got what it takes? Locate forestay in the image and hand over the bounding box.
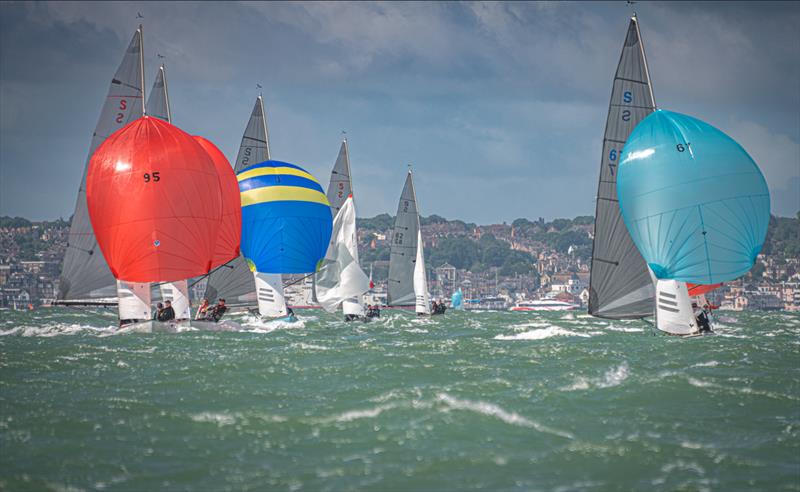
[204,96,271,305]
[388,170,420,306]
[59,28,145,301]
[588,15,656,319]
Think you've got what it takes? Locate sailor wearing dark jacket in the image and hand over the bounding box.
[157,300,176,322]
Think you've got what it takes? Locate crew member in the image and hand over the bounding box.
[195,299,209,320]
[157,300,176,322]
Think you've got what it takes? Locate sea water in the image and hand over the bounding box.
[1,308,798,490]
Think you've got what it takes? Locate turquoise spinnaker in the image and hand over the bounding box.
[617,109,770,284]
[451,288,463,310]
[238,160,333,274]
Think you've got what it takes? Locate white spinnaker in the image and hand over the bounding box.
[59,28,145,301]
[316,196,370,314]
[655,279,698,335]
[117,280,152,321]
[414,230,430,315]
[254,272,287,317]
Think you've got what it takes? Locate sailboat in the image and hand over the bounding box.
[617,109,770,335]
[588,14,657,322]
[203,95,291,318]
[238,161,333,320]
[315,139,371,321]
[387,169,431,315]
[144,64,191,320]
[57,26,147,315]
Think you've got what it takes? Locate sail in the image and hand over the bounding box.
[326,140,352,216]
[387,170,420,306]
[146,65,170,122]
[413,230,430,314]
[316,196,370,313]
[617,110,770,284]
[59,28,144,300]
[588,15,656,319]
[86,117,224,283]
[451,288,464,310]
[235,96,271,173]
[655,279,698,335]
[117,280,152,321]
[254,272,287,317]
[204,96,272,304]
[324,139,363,315]
[158,279,192,319]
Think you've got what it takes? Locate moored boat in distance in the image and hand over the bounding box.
[511,299,579,312]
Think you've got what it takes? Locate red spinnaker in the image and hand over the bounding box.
[86,116,223,283]
[193,136,241,268]
[687,283,723,297]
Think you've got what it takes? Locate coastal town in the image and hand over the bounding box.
[2,213,798,312]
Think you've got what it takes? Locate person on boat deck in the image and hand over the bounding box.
[153,302,164,320]
[157,300,176,322]
[195,299,209,320]
[692,301,712,333]
[286,307,296,319]
[431,300,439,313]
[206,298,227,322]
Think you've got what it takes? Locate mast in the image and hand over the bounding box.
[633,14,656,108]
[259,95,271,160]
[139,25,146,116]
[161,65,172,122]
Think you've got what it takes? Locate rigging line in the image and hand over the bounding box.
[282,272,315,289]
[640,317,657,337]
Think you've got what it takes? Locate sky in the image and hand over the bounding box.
[1,1,798,224]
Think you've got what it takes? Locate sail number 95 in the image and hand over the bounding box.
[143,172,161,182]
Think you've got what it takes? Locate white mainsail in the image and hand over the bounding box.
[117,280,152,321]
[413,230,430,315]
[316,196,370,313]
[58,27,145,302]
[588,15,656,319]
[204,95,285,314]
[388,170,425,307]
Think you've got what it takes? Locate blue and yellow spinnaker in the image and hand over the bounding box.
[238,160,333,274]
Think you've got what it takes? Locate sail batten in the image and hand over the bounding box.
[59,28,145,300]
[588,16,656,319]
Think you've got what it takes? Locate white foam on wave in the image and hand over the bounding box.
[290,342,329,351]
[606,324,645,333]
[435,393,574,439]
[562,363,630,391]
[319,403,397,423]
[242,314,307,333]
[190,412,236,426]
[494,325,591,340]
[690,360,719,368]
[0,324,110,337]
